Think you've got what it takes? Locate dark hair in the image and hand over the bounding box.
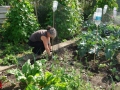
[46,25,57,38]
[46,25,52,31]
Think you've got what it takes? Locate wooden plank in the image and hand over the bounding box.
[0,6,10,11]
[0,11,8,14]
[0,19,5,23]
[0,65,17,72]
[0,14,6,18]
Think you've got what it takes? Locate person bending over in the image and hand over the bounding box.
[28,25,57,57]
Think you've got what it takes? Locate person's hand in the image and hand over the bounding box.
[48,52,52,60]
[49,51,52,56]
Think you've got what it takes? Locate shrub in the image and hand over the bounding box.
[45,0,83,39]
[0,0,4,5]
[78,0,96,21]
[77,22,120,60]
[95,0,118,9]
[79,0,118,21]
[36,0,53,28]
[2,0,39,44]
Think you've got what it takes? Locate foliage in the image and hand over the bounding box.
[8,59,93,90]
[78,0,118,21]
[0,0,10,5]
[0,54,17,65]
[8,59,46,85]
[77,22,120,61]
[0,0,4,5]
[77,22,120,81]
[95,0,118,9]
[35,0,53,28]
[78,0,96,21]
[46,0,83,39]
[0,42,29,65]
[2,0,39,44]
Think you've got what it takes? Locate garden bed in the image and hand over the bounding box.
[0,43,120,90]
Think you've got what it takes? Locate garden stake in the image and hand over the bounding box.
[52,1,58,59]
[94,25,98,62]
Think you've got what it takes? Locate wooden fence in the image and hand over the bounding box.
[0,6,10,25]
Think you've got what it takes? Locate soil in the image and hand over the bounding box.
[0,44,120,90]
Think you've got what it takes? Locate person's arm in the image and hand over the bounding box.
[41,36,51,56]
[48,37,52,51]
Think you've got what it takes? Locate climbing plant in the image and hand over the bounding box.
[2,0,39,44]
[45,0,83,39]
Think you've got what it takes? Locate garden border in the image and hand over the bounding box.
[0,39,78,72]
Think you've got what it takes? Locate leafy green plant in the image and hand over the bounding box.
[79,0,96,20]
[2,0,39,44]
[0,0,4,5]
[77,22,120,82]
[0,0,10,5]
[95,0,118,9]
[8,59,94,90]
[0,54,18,65]
[8,59,46,85]
[77,22,120,60]
[109,67,120,81]
[46,0,83,39]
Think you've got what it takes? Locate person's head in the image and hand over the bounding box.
[46,25,57,39]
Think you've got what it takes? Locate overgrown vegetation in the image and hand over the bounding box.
[0,0,120,89]
[1,0,39,44]
[45,0,83,39]
[77,21,120,81]
[79,0,118,20]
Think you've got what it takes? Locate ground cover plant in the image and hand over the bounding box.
[0,39,120,90]
[77,21,120,81]
[0,52,95,90]
[7,59,85,90]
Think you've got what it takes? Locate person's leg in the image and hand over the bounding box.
[28,40,45,55]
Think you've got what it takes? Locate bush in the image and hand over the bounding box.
[0,0,4,5]
[0,0,10,5]
[45,0,83,39]
[77,22,120,61]
[95,0,118,9]
[78,0,96,21]
[2,0,39,44]
[36,0,53,28]
[78,0,118,21]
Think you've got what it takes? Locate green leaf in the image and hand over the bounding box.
[115,75,120,81]
[27,75,35,84]
[22,59,32,76]
[25,84,39,90]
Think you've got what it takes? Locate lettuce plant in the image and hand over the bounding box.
[8,59,90,89]
[8,59,81,89]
